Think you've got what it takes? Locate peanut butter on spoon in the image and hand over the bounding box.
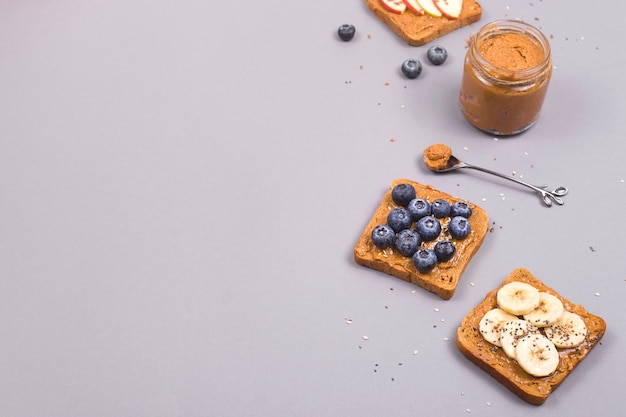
[423,143,452,171]
[422,143,568,207]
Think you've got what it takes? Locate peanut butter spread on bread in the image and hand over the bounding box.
[364,0,482,46]
[423,144,453,171]
[354,179,489,299]
[456,268,606,404]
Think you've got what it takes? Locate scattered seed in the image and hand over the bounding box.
[362,336,369,340]
[413,350,418,355]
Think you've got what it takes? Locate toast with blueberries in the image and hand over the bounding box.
[354,179,489,299]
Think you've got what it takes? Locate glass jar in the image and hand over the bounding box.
[459,20,553,136]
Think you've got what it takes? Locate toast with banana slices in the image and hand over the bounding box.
[456,268,606,405]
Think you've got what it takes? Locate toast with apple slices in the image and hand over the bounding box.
[353,179,489,300]
[366,0,482,46]
[456,268,606,404]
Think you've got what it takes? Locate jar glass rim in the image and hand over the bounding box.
[469,19,552,81]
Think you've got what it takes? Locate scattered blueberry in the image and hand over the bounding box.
[401,59,422,79]
[431,199,451,218]
[415,216,442,241]
[391,183,416,207]
[412,249,438,273]
[427,45,448,65]
[434,240,456,262]
[387,207,413,232]
[394,229,422,257]
[371,224,395,249]
[449,216,471,239]
[450,201,472,218]
[337,24,356,41]
[408,198,431,220]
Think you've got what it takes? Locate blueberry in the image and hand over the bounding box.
[415,216,441,241]
[371,224,395,249]
[449,216,471,239]
[427,45,448,65]
[434,240,456,262]
[412,249,437,273]
[394,229,422,257]
[401,58,422,79]
[391,183,416,207]
[450,201,472,218]
[387,207,412,232]
[407,198,431,220]
[337,24,356,41]
[431,199,451,218]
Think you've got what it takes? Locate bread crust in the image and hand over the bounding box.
[365,0,483,46]
[456,268,606,404]
[353,179,489,299]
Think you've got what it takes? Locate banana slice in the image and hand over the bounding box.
[496,281,540,315]
[479,308,518,347]
[523,292,564,328]
[499,319,540,359]
[544,311,588,348]
[515,333,560,377]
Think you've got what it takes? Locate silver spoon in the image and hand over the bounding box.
[428,154,568,207]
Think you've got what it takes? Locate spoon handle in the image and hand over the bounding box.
[460,163,568,207]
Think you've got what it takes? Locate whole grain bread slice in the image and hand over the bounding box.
[456,268,606,404]
[354,179,489,299]
[365,0,483,46]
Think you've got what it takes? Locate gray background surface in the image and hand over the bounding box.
[1,0,624,416]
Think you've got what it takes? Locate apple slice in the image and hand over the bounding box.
[416,0,442,17]
[380,0,406,14]
[403,0,425,15]
[434,0,463,19]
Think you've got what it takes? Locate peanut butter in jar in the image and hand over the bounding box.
[459,20,552,136]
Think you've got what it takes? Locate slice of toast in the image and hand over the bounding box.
[354,179,489,299]
[365,0,483,46]
[456,268,606,405]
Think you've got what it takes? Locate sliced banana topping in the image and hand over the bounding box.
[544,311,588,348]
[515,333,560,377]
[523,292,564,328]
[496,281,540,315]
[477,281,589,378]
[479,308,518,347]
[499,319,540,359]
